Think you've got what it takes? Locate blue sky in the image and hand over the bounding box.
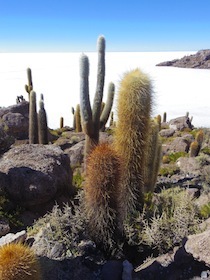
[0,0,210,52]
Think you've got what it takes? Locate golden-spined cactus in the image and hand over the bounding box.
[114,69,152,220]
[0,243,41,280]
[84,143,122,251]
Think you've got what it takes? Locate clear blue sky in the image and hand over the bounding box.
[0,0,209,52]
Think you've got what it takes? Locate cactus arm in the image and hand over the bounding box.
[92,36,105,137]
[100,82,115,129]
[79,54,93,136]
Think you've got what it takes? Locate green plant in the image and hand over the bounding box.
[29,90,38,144]
[159,164,180,176]
[38,98,48,144]
[72,170,84,189]
[0,243,41,280]
[201,146,210,155]
[167,151,188,162]
[114,69,152,220]
[84,143,122,251]
[199,202,210,218]
[124,187,201,254]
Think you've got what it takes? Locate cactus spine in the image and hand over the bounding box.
[114,69,152,219]
[0,243,41,280]
[84,142,122,250]
[38,96,48,144]
[80,36,106,160]
[100,82,115,131]
[25,68,33,101]
[29,90,38,144]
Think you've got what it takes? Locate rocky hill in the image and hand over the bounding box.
[156,49,210,69]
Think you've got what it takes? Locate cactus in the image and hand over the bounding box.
[195,129,204,148]
[71,107,76,129]
[60,117,64,129]
[38,97,48,144]
[114,69,152,219]
[29,90,38,144]
[25,68,33,101]
[109,111,114,127]
[84,142,122,250]
[163,112,167,123]
[75,104,82,132]
[156,114,162,130]
[100,82,115,131]
[80,36,106,161]
[144,120,162,193]
[0,243,41,280]
[189,141,199,157]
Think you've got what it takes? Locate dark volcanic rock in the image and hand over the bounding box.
[156,49,210,69]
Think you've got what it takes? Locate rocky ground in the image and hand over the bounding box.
[0,102,210,279]
[156,49,210,69]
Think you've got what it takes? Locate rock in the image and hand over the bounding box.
[0,102,29,139]
[0,127,15,154]
[169,116,193,131]
[65,140,85,167]
[0,144,75,209]
[156,49,210,69]
[0,230,27,247]
[176,157,201,176]
[102,260,123,280]
[122,260,133,280]
[159,128,175,138]
[185,228,210,267]
[0,220,10,237]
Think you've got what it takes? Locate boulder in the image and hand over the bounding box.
[185,228,210,267]
[169,116,193,131]
[159,128,175,138]
[0,127,15,154]
[65,140,85,167]
[0,220,10,237]
[0,144,74,209]
[0,102,29,139]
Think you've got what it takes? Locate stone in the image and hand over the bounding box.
[0,102,29,139]
[65,140,85,167]
[102,260,123,280]
[0,220,10,237]
[0,230,27,247]
[185,228,210,267]
[159,128,175,138]
[169,116,193,131]
[0,144,75,209]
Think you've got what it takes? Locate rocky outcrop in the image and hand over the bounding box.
[156,49,210,69]
[0,101,29,139]
[0,144,75,210]
[169,116,193,131]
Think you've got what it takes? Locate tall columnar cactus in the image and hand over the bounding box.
[60,117,64,129]
[163,112,167,123]
[80,36,106,160]
[75,104,82,132]
[84,142,122,251]
[144,120,162,193]
[195,129,204,148]
[114,69,152,219]
[71,106,76,129]
[189,141,199,157]
[100,82,115,131]
[0,243,41,280]
[25,68,33,101]
[29,90,38,144]
[109,111,114,127]
[38,97,49,144]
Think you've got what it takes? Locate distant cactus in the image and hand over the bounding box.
[195,129,204,148]
[60,117,64,129]
[38,97,48,144]
[25,68,33,101]
[0,243,41,280]
[114,69,152,219]
[80,36,106,162]
[189,141,199,157]
[144,120,162,193]
[84,142,122,250]
[156,114,162,130]
[75,104,82,132]
[29,90,38,144]
[163,112,167,123]
[71,106,76,129]
[100,82,115,131]
[109,111,114,127]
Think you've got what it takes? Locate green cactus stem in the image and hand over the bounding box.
[29,90,38,144]
[38,97,48,144]
[25,68,33,101]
